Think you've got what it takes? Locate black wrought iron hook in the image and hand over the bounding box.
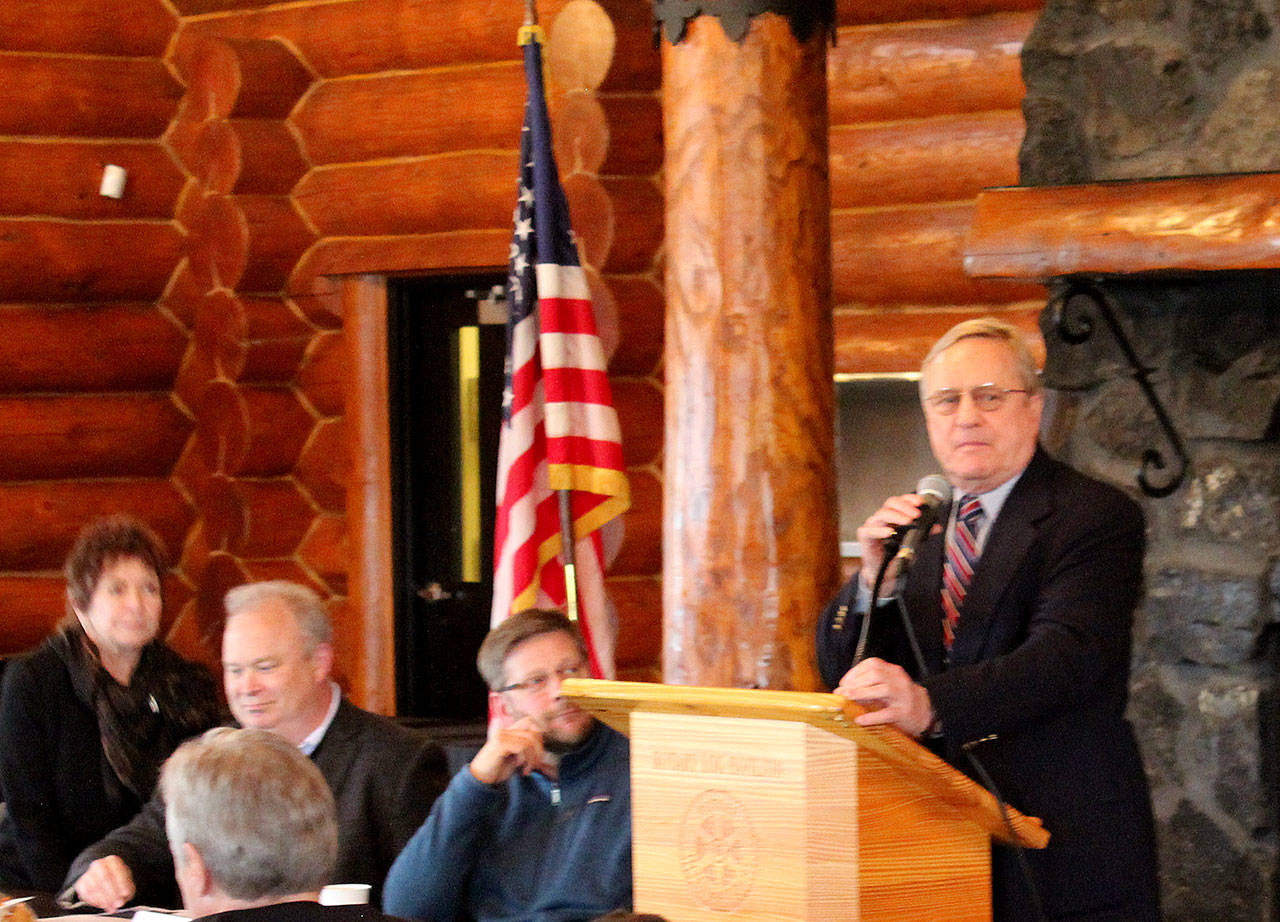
[1048,279,1189,498]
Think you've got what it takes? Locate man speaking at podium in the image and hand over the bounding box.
[816,318,1159,922]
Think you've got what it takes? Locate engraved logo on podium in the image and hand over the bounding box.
[679,789,757,911]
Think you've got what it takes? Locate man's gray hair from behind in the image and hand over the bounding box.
[162,727,337,901]
[920,316,1042,396]
[223,580,333,654]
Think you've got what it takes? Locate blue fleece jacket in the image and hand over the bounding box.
[382,722,631,922]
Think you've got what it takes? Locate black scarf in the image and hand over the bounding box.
[50,621,221,803]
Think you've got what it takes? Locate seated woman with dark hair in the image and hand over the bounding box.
[0,516,221,892]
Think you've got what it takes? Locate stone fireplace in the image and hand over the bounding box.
[963,2,1280,918]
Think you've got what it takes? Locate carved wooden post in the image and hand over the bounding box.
[658,2,838,690]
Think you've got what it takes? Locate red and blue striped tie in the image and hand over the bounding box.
[941,494,984,650]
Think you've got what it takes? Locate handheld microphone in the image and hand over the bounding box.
[892,475,951,566]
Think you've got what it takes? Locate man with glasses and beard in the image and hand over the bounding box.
[383,609,632,922]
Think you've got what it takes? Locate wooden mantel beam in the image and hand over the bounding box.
[965,173,1280,280]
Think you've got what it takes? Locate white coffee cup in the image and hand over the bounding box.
[319,883,372,906]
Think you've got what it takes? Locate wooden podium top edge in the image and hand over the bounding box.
[562,677,1049,850]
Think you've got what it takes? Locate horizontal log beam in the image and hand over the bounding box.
[0,480,192,571]
[194,381,317,476]
[833,303,1045,375]
[613,379,662,468]
[236,195,317,293]
[0,220,183,302]
[830,13,1032,125]
[610,469,660,577]
[0,577,66,654]
[595,274,663,376]
[0,303,185,393]
[194,119,309,195]
[297,330,345,417]
[201,474,315,557]
[0,141,184,220]
[289,232,509,326]
[183,194,315,294]
[830,112,1022,209]
[193,292,312,383]
[598,176,663,273]
[0,394,192,480]
[0,0,175,56]
[0,53,181,138]
[836,0,1040,27]
[293,64,525,165]
[966,174,1280,278]
[173,36,313,121]
[180,0,573,78]
[296,417,346,513]
[600,94,663,177]
[241,297,314,382]
[832,204,1044,305]
[298,513,348,596]
[171,0,305,16]
[294,154,513,237]
[610,575,661,671]
[585,0,662,94]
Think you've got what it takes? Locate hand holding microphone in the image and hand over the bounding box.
[856,475,950,591]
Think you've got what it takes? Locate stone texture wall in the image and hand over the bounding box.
[1039,279,1280,921]
[1020,0,1280,183]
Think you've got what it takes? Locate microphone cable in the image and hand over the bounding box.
[884,554,1050,922]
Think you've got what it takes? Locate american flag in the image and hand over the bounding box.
[490,26,630,678]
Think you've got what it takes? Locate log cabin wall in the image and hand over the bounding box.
[0,0,198,653]
[166,0,667,702]
[830,0,1046,374]
[0,0,1056,704]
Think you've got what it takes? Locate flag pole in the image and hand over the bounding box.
[558,491,580,624]
[519,0,577,625]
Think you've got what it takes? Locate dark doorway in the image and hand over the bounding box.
[388,274,507,720]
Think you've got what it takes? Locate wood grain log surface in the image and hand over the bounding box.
[199,473,315,557]
[0,220,183,302]
[0,303,185,393]
[174,35,312,121]
[836,0,1040,27]
[830,112,1022,209]
[591,274,663,377]
[295,417,346,513]
[297,513,348,595]
[662,14,836,691]
[967,174,1280,277]
[0,54,181,138]
[0,577,71,654]
[0,0,175,56]
[194,381,316,477]
[292,64,525,165]
[193,119,309,195]
[0,480,192,571]
[0,393,192,480]
[833,303,1044,375]
[0,140,184,220]
[832,204,1044,305]
[608,468,661,577]
[293,154,513,237]
[178,0,571,78]
[830,13,1032,124]
[297,330,345,417]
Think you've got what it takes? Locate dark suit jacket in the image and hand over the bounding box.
[200,899,400,922]
[63,698,449,908]
[818,448,1160,922]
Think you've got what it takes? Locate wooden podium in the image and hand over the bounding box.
[561,679,1048,922]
